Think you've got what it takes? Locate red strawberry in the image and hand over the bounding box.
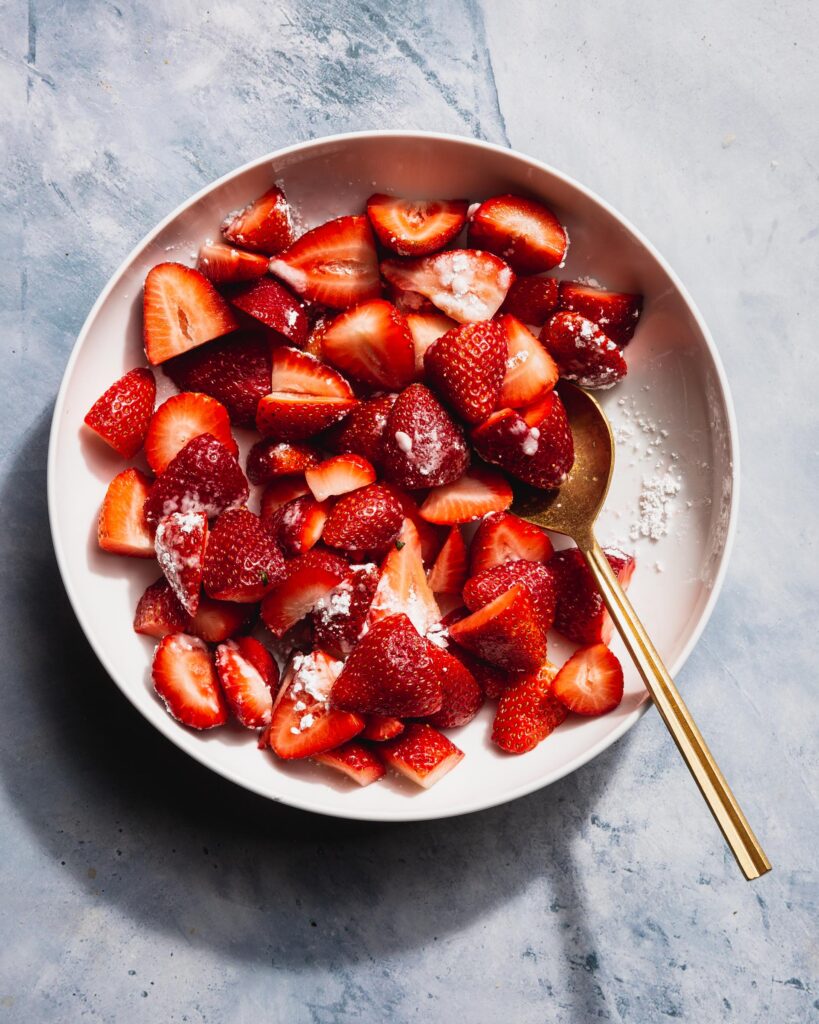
[152,632,227,729]
[551,547,635,645]
[133,578,191,637]
[362,714,405,742]
[312,562,379,657]
[246,440,319,486]
[329,393,396,471]
[268,215,381,309]
[229,277,308,347]
[313,742,385,786]
[162,331,271,428]
[552,643,624,716]
[379,485,446,568]
[266,495,328,557]
[381,249,514,323]
[463,558,557,633]
[270,345,353,398]
[427,526,468,595]
[260,548,350,637]
[419,466,513,525]
[542,312,627,389]
[381,723,464,789]
[188,596,249,642]
[143,434,248,528]
[491,661,566,753]
[154,510,208,615]
[215,636,278,728]
[469,511,553,575]
[84,367,156,458]
[304,311,334,357]
[500,275,560,325]
[331,614,443,717]
[468,194,567,273]
[496,314,559,408]
[203,508,287,602]
[143,262,238,365]
[367,518,441,636]
[322,483,403,557]
[321,299,415,390]
[196,240,269,284]
[448,584,546,672]
[221,185,295,255]
[255,393,358,441]
[425,645,483,729]
[424,319,508,424]
[558,281,643,346]
[144,391,237,475]
[260,477,311,518]
[405,310,457,376]
[381,383,469,489]
[439,605,524,699]
[98,468,154,557]
[305,453,376,502]
[366,193,468,256]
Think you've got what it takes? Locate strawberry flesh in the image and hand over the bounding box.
[144,391,237,475]
[221,185,295,255]
[496,314,559,408]
[215,637,278,728]
[419,466,513,525]
[270,345,354,399]
[552,643,624,716]
[229,277,308,347]
[469,511,553,575]
[311,562,379,657]
[321,299,415,390]
[260,548,350,637]
[266,494,328,557]
[313,742,385,786]
[448,584,547,673]
[196,241,269,284]
[154,510,208,615]
[427,525,468,595]
[98,468,155,557]
[468,194,567,273]
[366,193,468,256]
[152,633,227,729]
[380,723,464,789]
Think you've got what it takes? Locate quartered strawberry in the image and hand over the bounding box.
[256,392,358,441]
[143,262,238,365]
[541,312,627,389]
[438,606,523,699]
[448,583,546,672]
[425,645,483,729]
[322,483,403,557]
[98,468,155,557]
[329,392,396,471]
[427,526,468,595]
[312,562,379,657]
[188,596,249,643]
[313,742,385,786]
[144,391,237,475]
[366,193,468,256]
[215,636,278,728]
[84,367,156,458]
[468,194,567,273]
[463,558,557,633]
[405,310,457,376]
[221,184,295,255]
[551,546,635,645]
[260,548,350,637]
[229,277,308,347]
[496,314,559,408]
[424,319,508,424]
[266,494,328,557]
[321,299,415,390]
[260,476,311,518]
[270,345,353,398]
[381,249,514,323]
[419,466,513,525]
[196,240,269,284]
[152,633,227,729]
[246,440,319,486]
[143,433,248,527]
[203,507,287,602]
[154,510,208,615]
[551,643,624,716]
[558,280,643,345]
[305,453,376,502]
[381,723,464,789]
[367,518,441,636]
[492,661,566,753]
[133,577,191,637]
[362,714,405,742]
[469,511,553,575]
[268,215,381,309]
[381,383,469,489]
[500,275,560,325]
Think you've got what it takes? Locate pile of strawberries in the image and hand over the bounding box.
[84,183,642,790]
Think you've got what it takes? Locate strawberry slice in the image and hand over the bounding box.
[229,277,308,347]
[366,193,468,256]
[468,194,567,273]
[260,548,350,637]
[381,383,469,490]
[329,393,396,471]
[552,643,624,716]
[215,636,278,728]
[491,661,566,753]
[305,453,376,502]
[321,299,415,390]
[98,468,155,557]
[425,646,483,729]
[496,314,559,408]
[322,483,403,557]
[551,546,635,645]
[427,526,468,595]
[385,282,438,314]
[469,511,553,575]
[304,311,334,357]
[154,510,208,615]
[367,518,441,637]
[463,558,557,633]
[260,476,311,518]
[264,650,364,759]
[312,562,379,657]
[362,714,405,742]
[143,434,248,528]
[424,319,508,424]
[558,280,643,346]
[256,393,358,441]
[188,596,249,643]
[196,240,269,284]
[266,494,329,557]
[143,262,238,365]
[133,577,191,637]
[448,584,546,672]
[500,275,559,325]
[221,185,295,255]
[246,440,319,486]
[270,345,353,399]
[419,466,513,525]
[268,215,381,309]
[152,633,227,729]
[203,507,287,602]
[381,249,514,323]
[542,312,627,389]
[380,723,464,789]
[84,367,156,458]
[313,742,385,786]
[405,311,457,375]
[144,391,237,475]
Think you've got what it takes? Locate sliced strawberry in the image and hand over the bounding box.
[215,636,278,728]
[463,558,557,633]
[144,391,237,475]
[405,310,457,376]
[152,632,227,729]
[366,193,468,256]
[196,240,269,284]
[84,367,155,458]
[552,644,624,716]
[304,311,334,357]
[246,440,319,486]
[379,484,446,567]
[322,483,403,557]
[143,262,238,365]
[154,510,208,615]
[321,299,415,390]
[427,526,467,595]
[499,275,560,325]
[381,383,469,489]
[266,494,329,557]
[551,547,635,644]
[419,466,513,525]
[469,511,553,575]
[203,507,286,602]
[558,280,643,345]
[424,319,507,425]
[468,194,567,273]
[305,453,376,502]
[367,518,441,636]
[448,584,546,672]
[260,548,350,637]
[313,742,385,786]
[425,646,483,729]
[361,714,405,742]
[270,345,353,398]
[312,562,378,657]
[497,314,559,408]
[542,312,627,389]
[221,185,295,255]
[269,215,380,309]
[133,577,190,637]
[386,283,437,314]
[381,723,464,789]
[98,468,154,557]
[329,393,396,471]
[439,605,524,699]
[229,277,308,347]
[381,250,514,323]
[492,661,566,753]
[260,476,311,518]
[188,596,249,642]
[256,392,358,441]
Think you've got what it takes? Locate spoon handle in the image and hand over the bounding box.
[579,535,771,880]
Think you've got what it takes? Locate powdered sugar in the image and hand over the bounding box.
[630,469,682,540]
[394,430,413,454]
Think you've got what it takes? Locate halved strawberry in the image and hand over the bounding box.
[269,215,381,309]
[499,275,560,325]
[260,476,311,518]
[558,281,643,345]
[246,440,319,486]
[419,466,513,525]
[313,742,385,786]
[379,484,446,568]
[221,185,295,255]
[266,494,329,557]
[154,510,208,615]
[366,193,468,256]
[491,661,566,753]
[425,646,483,729]
[215,636,278,728]
[152,632,227,729]
[469,511,553,575]
[381,250,514,323]
[427,526,467,595]
[84,367,156,458]
[188,596,249,642]
[98,468,155,557]
[203,507,287,602]
[424,319,508,424]
[367,518,441,637]
[134,578,191,637]
[144,391,237,475]
[255,392,358,441]
[381,723,464,789]
[312,562,379,657]
[381,383,469,489]
[270,345,353,398]
[468,194,567,273]
[541,312,627,389]
[329,392,396,471]
[322,484,403,557]
[305,453,376,502]
[448,584,546,672]
[552,643,624,716]
[321,299,415,390]
[496,314,559,408]
[463,558,557,633]
[196,240,269,284]
[260,548,350,637]
[143,262,238,365]
[405,311,457,376]
[362,714,405,742]
[551,547,635,645]
[229,277,308,347]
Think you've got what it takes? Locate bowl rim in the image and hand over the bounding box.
[47,129,740,822]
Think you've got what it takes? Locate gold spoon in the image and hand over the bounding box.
[511,381,771,880]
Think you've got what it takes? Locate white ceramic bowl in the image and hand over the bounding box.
[48,131,738,821]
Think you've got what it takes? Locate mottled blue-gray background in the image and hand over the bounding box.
[1,1,817,1021]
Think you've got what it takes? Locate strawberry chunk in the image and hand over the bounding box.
[329,393,396,471]
[154,510,208,615]
[260,477,311,518]
[303,311,334,357]
[558,280,643,346]
[463,558,557,633]
[367,518,441,637]
[468,194,567,273]
[542,312,627,389]
[266,494,329,557]
[322,484,403,557]
[491,661,566,753]
[246,440,319,486]
[552,644,624,716]
[469,511,553,575]
[361,714,405,742]
[203,507,287,602]
[196,240,268,284]
[321,299,415,390]
[84,367,155,458]
[551,547,635,645]
[366,194,468,256]
[305,453,377,503]
[427,526,468,595]
[144,391,237,475]
[215,637,278,728]
[448,584,546,673]
[379,486,446,567]
[221,185,295,255]
[260,548,349,637]
[381,723,464,789]
[229,277,308,347]
[405,310,457,376]
[152,633,227,729]
[424,319,508,425]
[385,282,438,314]
[425,647,483,729]
[497,314,559,408]
[419,466,513,525]
[270,345,353,399]
[188,596,249,643]
[98,468,154,557]
[133,577,191,637]
[381,383,469,490]
[313,742,386,786]
[500,275,560,325]
[312,562,379,657]
[255,393,358,441]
